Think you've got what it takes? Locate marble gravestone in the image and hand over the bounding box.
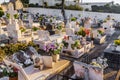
[102,20,115,36]
[66,37,74,50]
[37,30,50,41]
[66,21,72,28]
[7,2,17,20]
[7,19,22,42]
[28,14,33,28]
[84,18,93,28]
[66,28,75,36]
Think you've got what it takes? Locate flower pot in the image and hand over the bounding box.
[9,77,18,80]
[52,54,60,62]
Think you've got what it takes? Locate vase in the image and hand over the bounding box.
[52,54,60,62]
[9,77,18,80]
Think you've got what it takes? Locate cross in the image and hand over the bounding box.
[66,37,74,50]
[7,3,17,20]
[66,28,75,36]
[28,14,33,28]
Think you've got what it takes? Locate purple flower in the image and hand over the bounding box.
[43,45,47,51]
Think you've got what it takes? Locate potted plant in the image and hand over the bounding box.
[62,40,68,48]
[14,14,19,19]
[32,27,39,32]
[7,65,18,80]
[57,25,62,30]
[0,64,18,80]
[52,43,63,62]
[6,13,10,19]
[57,25,63,35]
[114,40,120,52]
[20,27,26,33]
[71,40,81,50]
[43,43,63,62]
[52,49,60,62]
[97,30,104,36]
[77,27,86,37]
[71,17,77,21]
[74,40,81,49]
[114,40,120,46]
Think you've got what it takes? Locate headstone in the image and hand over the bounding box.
[15,0,23,10]
[66,21,71,28]
[7,19,22,43]
[66,37,74,50]
[84,18,93,28]
[70,21,76,28]
[37,30,50,41]
[7,2,17,20]
[66,28,75,36]
[28,14,33,28]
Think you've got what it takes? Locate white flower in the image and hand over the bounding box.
[1,65,6,69]
[0,69,3,72]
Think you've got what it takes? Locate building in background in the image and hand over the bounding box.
[0,0,23,12]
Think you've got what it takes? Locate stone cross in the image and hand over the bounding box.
[66,21,71,28]
[66,28,75,36]
[66,37,74,50]
[7,3,17,20]
[28,14,33,28]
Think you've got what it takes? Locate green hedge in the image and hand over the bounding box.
[1,42,39,56]
[28,4,83,11]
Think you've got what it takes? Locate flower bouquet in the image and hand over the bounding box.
[0,64,19,80]
[43,43,63,62]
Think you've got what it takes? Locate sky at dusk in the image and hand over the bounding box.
[0,0,120,4]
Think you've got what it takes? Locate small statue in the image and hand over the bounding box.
[34,57,44,70]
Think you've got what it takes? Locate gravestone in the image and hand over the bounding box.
[7,19,22,42]
[28,14,33,28]
[37,30,50,40]
[66,37,74,50]
[15,0,23,10]
[66,28,75,36]
[7,2,17,20]
[84,18,93,28]
[66,21,72,28]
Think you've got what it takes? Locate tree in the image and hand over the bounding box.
[111,1,114,5]
[85,8,89,11]
[61,0,67,24]
[91,5,99,12]
[21,0,29,7]
[0,7,4,17]
[0,11,4,17]
[21,0,29,4]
